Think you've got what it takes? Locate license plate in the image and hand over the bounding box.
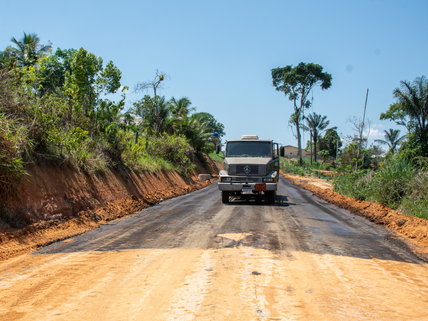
[242,187,252,193]
[255,183,266,191]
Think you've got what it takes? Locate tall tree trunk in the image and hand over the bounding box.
[295,121,302,163]
[68,95,73,122]
[314,133,318,162]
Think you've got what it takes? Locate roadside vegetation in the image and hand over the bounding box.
[0,32,225,203]
[275,64,428,220]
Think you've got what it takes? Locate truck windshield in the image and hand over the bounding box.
[226,141,272,157]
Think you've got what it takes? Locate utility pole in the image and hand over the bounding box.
[336,138,339,161]
[310,130,313,165]
[356,89,369,170]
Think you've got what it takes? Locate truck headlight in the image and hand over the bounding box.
[263,178,274,182]
[220,177,232,182]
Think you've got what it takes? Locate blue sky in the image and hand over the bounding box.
[1,0,427,149]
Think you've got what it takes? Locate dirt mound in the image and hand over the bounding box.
[0,179,216,261]
[280,171,428,259]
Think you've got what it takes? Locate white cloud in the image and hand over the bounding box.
[366,128,385,140]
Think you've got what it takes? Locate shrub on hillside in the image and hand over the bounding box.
[399,170,428,220]
[333,170,373,201]
[369,156,415,208]
[147,134,195,175]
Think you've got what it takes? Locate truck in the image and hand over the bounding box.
[216,135,284,204]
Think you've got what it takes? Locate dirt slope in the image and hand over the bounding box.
[0,155,220,261]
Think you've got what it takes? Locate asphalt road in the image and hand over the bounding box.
[1,178,428,320]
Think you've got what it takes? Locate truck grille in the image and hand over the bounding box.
[233,177,262,182]
[228,165,266,175]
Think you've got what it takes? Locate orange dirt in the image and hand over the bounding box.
[0,179,215,261]
[0,155,220,261]
[280,171,428,260]
[285,172,334,190]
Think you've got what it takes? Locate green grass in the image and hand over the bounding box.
[208,151,224,163]
[332,155,428,220]
[280,157,337,179]
[399,172,428,219]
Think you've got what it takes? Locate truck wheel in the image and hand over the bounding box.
[222,191,229,204]
[267,191,276,204]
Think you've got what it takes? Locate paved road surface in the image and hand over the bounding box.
[1,178,428,320]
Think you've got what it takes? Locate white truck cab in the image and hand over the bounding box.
[217,135,283,204]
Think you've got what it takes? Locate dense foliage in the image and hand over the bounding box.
[333,155,428,219]
[279,73,428,220]
[0,33,224,202]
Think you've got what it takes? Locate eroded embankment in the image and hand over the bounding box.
[280,171,428,259]
[0,155,220,261]
[0,179,216,261]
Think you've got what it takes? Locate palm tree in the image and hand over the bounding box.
[167,97,196,135]
[0,46,17,70]
[168,97,195,118]
[393,76,428,135]
[301,113,336,161]
[183,118,213,154]
[10,32,51,67]
[375,129,406,154]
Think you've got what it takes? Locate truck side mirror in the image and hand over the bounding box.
[280,147,285,157]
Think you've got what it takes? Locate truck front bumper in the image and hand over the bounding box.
[218,170,278,192]
[218,182,277,191]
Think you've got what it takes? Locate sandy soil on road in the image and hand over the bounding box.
[284,173,334,190]
[1,180,428,320]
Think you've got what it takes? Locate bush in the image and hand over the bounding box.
[147,134,195,175]
[333,170,373,201]
[399,172,428,219]
[121,132,176,173]
[369,156,415,208]
[0,114,30,200]
[45,126,109,173]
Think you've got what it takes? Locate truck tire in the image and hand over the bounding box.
[267,191,276,204]
[222,191,229,204]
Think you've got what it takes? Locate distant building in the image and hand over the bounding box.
[282,145,311,158]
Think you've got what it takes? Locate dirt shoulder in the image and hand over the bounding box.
[280,171,428,260]
[284,172,334,190]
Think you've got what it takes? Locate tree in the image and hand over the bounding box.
[301,112,335,161]
[380,76,428,157]
[380,103,412,132]
[393,76,428,135]
[375,129,406,154]
[168,96,193,118]
[191,112,226,141]
[322,128,342,158]
[37,48,76,96]
[10,32,51,67]
[182,117,214,155]
[134,70,168,97]
[64,48,122,119]
[271,62,332,162]
[0,46,17,70]
[319,150,330,166]
[132,95,171,135]
[346,116,372,169]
